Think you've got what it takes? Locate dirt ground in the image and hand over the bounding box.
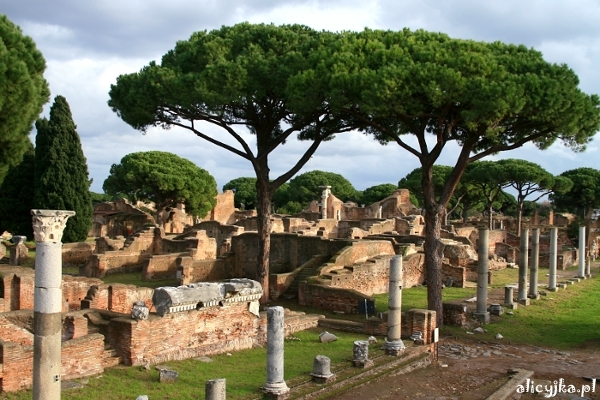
[329,337,600,399]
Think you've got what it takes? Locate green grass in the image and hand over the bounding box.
[443,273,600,349]
[1,328,379,400]
[101,272,178,289]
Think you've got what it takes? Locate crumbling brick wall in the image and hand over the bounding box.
[299,282,371,314]
[62,242,96,266]
[81,284,153,314]
[110,301,261,366]
[0,333,106,393]
[177,256,235,286]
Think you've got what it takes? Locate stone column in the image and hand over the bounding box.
[528,228,540,299]
[383,255,405,355]
[518,228,530,305]
[503,286,516,309]
[474,227,490,323]
[319,186,331,219]
[206,378,226,400]
[548,227,558,291]
[586,257,592,277]
[377,206,382,219]
[31,209,75,400]
[310,355,335,383]
[578,226,586,278]
[263,306,289,399]
[352,340,373,368]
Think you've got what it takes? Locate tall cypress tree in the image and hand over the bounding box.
[0,144,35,239]
[34,95,92,242]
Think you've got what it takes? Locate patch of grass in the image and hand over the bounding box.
[1,328,379,400]
[101,272,178,289]
[443,273,600,349]
[374,285,476,313]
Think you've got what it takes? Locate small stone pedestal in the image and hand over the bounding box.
[382,339,406,356]
[310,355,335,384]
[503,287,518,309]
[488,304,504,316]
[352,340,373,368]
[473,312,490,324]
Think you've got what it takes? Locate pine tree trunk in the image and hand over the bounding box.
[255,175,272,304]
[423,200,446,327]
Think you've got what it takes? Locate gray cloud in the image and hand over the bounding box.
[2,0,599,196]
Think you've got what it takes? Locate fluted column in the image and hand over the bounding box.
[31,209,75,400]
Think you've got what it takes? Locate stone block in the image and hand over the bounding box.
[517,298,530,306]
[474,312,490,324]
[527,293,541,300]
[158,368,178,383]
[319,331,338,343]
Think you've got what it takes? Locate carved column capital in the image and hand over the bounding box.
[31,209,76,243]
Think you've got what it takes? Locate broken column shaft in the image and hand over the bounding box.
[383,255,405,355]
[548,227,558,291]
[264,306,289,398]
[518,228,530,305]
[528,228,540,299]
[206,378,226,400]
[474,227,490,323]
[31,209,75,400]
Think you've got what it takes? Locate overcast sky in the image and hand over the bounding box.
[2,0,599,194]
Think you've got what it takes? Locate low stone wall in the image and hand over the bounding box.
[81,252,148,278]
[109,301,261,366]
[143,252,189,281]
[441,263,466,288]
[317,308,437,344]
[62,241,96,266]
[62,275,103,311]
[299,282,373,314]
[442,302,467,326]
[0,267,35,312]
[0,311,33,345]
[81,283,153,314]
[177,256,235,285]
[0,333,106,393]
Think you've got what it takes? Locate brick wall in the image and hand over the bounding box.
[177,256,235,286]
[0,333,106,393]
[62,276,103,311]
[81,284,153,314]
[441,263,466,288]
[110,301,261,366]
[62,242,96,266]
[442,303,467,326]
[299,282,372,314]
[143,252,188,281]
[233,233,350,279]
[0,311,33,345]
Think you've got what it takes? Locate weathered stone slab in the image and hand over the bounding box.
[152,278,263,316]
[319,331,338,343]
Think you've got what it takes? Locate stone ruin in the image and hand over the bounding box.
[0,185,585,394]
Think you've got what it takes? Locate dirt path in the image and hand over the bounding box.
[329,337,600,399]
